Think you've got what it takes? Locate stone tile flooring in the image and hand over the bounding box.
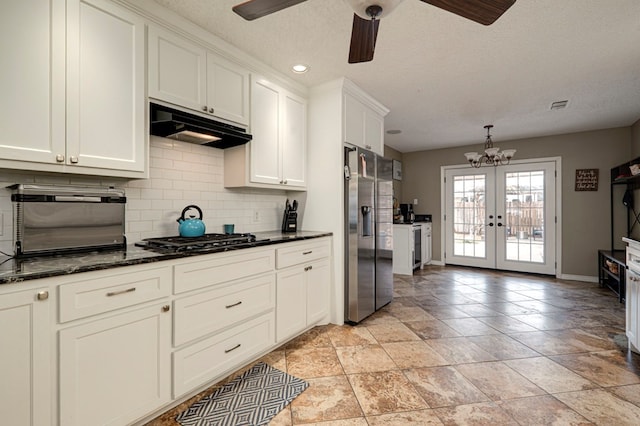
[146,265,640,425]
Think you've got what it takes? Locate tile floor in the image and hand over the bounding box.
[147,265,640,425]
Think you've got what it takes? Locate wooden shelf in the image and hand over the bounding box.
[598,249,625,302]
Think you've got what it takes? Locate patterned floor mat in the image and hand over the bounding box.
[176,362,308,426]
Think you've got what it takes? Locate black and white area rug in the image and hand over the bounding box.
[175,362,308,426]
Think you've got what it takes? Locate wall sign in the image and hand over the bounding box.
[575,168,599,191]
[393,160,402,181]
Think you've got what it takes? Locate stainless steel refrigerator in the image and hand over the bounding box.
[344,146,394,324]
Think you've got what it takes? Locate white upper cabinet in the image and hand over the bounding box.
[0,0,146,178]
[224,76,307,190]
[148,26,207,112]
[207,53,251,125]
[148,26,250,126]
[343,89,385,156]
[66,0,146,173]
[0,0,65,165]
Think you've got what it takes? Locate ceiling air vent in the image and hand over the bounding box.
[550,100,569,110]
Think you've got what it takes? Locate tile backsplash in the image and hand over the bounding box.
[0,136,298,254]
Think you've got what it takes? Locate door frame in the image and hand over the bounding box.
[440,156,562,278]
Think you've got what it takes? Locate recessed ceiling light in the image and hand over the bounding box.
[386,129,402,134]
[292,64,309,74]
[550,100,569,110]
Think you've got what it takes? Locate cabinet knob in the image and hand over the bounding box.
[69,156,79,164]
[55,154,64,163]
[36,290,49,301]
[202,106,208,112]
[283,180,288,184]
[304,265,313,271]
[162,305,170,312]
[366,145,372,149]
[209,107,214,113]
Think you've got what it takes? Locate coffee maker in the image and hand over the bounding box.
[399,203,415,223]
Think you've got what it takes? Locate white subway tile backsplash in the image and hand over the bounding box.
[0,138,294,252]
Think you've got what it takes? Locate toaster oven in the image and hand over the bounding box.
[10,184,126,257]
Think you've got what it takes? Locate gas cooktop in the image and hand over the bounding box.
[136,233,267,253]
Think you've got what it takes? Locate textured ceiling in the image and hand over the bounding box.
[151,0,640,153]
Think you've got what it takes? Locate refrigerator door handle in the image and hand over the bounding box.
[361,205,373,237]
[344,165,351,180]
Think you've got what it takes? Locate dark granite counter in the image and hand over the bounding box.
[0,230,332,285]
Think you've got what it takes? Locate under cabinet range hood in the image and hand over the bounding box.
[149,102,252,149]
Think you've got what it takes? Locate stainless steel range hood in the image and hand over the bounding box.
[150,102,252,149]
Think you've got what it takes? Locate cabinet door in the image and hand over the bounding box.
[0,288,51,426]
[276,267,307,343]
[364,106,384,155]
[59,303,171,426]
[306,258,331,325]
[148,26,207,112]
[343,92,365,148]
[250,78,282,185]
[206,53,250,125]
[66,0,146,172]
[0,0,65,164]
[627,274,639,351]
[281,90,307,188]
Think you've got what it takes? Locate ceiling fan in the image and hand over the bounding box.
[232,0,516,63]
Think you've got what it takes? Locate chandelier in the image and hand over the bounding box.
[464,125,516,168]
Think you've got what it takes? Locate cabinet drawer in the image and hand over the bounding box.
[276,238,331,269]
[58,265,171,323]
[174,248,275,294]
[174,273,275,347]
[172,312,275,398]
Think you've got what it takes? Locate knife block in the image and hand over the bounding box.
[281,210,298,233]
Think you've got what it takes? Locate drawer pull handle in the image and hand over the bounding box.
[36,291,49,301]
[106,287,136,297]
[305,266,313,271]
[225,301,243,309]
[162,305,170,312]
[303,251,313,255]
[225,344,241,353]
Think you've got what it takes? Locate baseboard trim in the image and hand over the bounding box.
[558,273,599,283]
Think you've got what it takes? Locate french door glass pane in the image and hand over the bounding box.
[504,170,545,263]
[453,175,486,258]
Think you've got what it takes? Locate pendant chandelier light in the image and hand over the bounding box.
[464,125,516,168]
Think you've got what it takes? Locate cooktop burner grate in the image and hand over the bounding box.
[137,233,259,252]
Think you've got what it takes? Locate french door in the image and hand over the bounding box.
[444,160,557,275]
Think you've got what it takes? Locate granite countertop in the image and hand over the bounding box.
[0,230,332,285]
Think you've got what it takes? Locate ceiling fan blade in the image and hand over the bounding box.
[421,0,516,25]
[232,0,307,21]
[348,13,380,64]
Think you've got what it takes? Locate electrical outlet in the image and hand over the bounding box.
[253,210,260,223]
[413,198,418,205]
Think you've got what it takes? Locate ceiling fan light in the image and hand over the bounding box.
[343,0,404,19]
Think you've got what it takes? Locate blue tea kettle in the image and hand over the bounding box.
[177,205,206,237]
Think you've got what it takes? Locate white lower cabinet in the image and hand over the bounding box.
[306,258,331,325]
[59,303,171,426]
[275,238,332,343]
[173,312,275,398]
[1,237,332,426]
[0,287,51,426]
[276,266,308,342]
